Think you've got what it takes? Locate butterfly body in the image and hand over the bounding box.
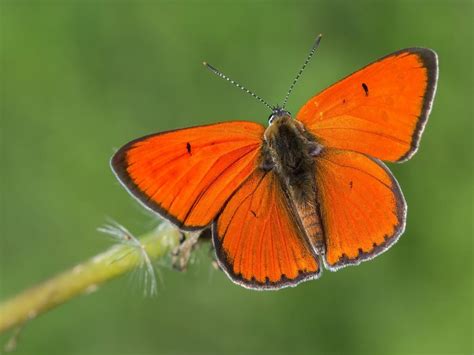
[262,109,325,254]
[112,46,438,290]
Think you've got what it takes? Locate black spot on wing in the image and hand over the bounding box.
[186,142,192,155]
[362,83,369,96]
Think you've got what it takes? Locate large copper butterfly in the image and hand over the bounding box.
[111,36,438,290]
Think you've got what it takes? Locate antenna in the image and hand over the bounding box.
[203,61,273,111]
[282,34,322,109]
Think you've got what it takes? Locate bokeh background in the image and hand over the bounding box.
[1,1,472,354]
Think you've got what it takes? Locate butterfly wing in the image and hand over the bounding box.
[297,48,438,162]
[314,149,406,270]
[111,121,265,230]
[213,170,321,289]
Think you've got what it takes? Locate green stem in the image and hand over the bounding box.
[0,223,181,334]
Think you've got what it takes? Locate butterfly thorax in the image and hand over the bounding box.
[262,112,325,254]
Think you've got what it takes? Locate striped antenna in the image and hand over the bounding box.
[203,61,273,111]
[282,34,323,109]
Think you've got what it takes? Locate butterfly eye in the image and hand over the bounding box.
[268,114,275,124]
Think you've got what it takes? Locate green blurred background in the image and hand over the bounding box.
[1,1,472,354]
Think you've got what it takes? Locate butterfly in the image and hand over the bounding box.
[111,35,438,290]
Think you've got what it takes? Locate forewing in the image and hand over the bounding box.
[297,48,438,162]
[111,121,264,230]
[213,170,321,290]
[315,149,406,270]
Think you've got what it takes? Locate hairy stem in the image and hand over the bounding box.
[0,222,182,334]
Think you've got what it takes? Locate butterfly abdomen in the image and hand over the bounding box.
[293,198,325,255]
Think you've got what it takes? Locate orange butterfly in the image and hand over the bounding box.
[111,36,438,290]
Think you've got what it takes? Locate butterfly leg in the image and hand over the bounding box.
[171,232,200,271]
[207,244,221,271]
[194,228,222,270]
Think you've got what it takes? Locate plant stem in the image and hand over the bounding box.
[0,222,182,334]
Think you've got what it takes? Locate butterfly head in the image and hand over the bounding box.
[264,108,308,149]
[268,107,292,126]
[264,107,323,166]
[265,108,295,146]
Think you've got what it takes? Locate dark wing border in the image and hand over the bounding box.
[396,48,438,162]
